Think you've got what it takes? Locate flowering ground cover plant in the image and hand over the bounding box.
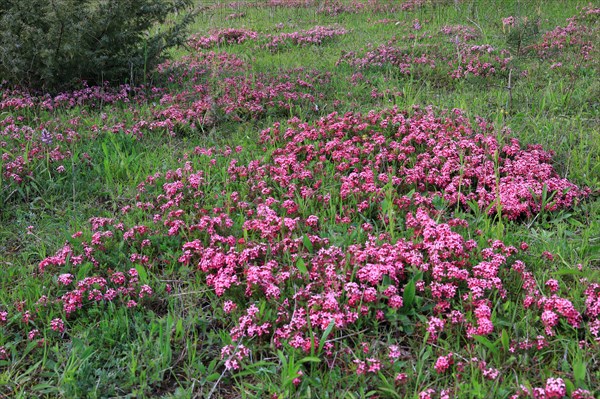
[1,1,599,398]
[337,22,512,85]
[265,26,349,51]
[219,0,420,13]
[0,51,336,200]
[189,28,260,50]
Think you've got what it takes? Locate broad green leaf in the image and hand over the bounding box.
[136,264,148,283]
[296,257,308,275]
[318,320,335,354]
[303,234,314,253]
[573,360,586,384]
[378,387,401,399]
[501,329,510,351]
[403,279,416,309]
[564,378,575,395]
[472,335,499,355]
[382,274,392,287]
[300,356,322,364]
[32,383,59,394]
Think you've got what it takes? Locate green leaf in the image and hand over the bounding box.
[382,274,392,288]
[378,387,401,399]
[175,318,184,340]
[296,257,308,275]
[302,234,314,253]
[472,335,499,355]
[403,279,416,309]
[381,198,390,214]
[564,378,575,395]
[318,320,336,354]
[208,358,218,372]
[31,383,59,394]
[299,356,322,364]
[573,359,586,385]
[554,268,584,276]
[136,264,148,283]
[501,329,510,352]
[277,350,288,366]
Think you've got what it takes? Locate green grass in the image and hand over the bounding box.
[1,0,599,397]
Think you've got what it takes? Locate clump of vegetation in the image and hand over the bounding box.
[502,15,540,54]
[0,0,195,91]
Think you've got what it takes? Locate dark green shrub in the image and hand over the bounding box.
[0,0,195,91]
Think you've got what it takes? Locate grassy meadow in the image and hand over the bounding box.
[0,0,599,397]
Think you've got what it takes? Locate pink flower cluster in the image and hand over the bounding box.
[338,44,436,75]
[0,121,73,184]
[188,28,259,50]
[4,105,590,391]
[0,82,152,112]
[265,26,348,51]
[440,24,480,42]
[338,27,511,81]
[313,0,406,16]
[221,344,250,371]
[148,52,335,135]
[1,50,335,190]
[222,0,415,14]
[512,377,589,398]
[532,7,599,64]
[150,63,332,134]
[434,353,453,373]
[253,0,317,7]
[260,108,588,220]
[502,16,516,28]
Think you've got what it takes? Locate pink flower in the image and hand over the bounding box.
[223,300,238,314]
[545,279,559,293]
[419,388,436,399]
[57,273,74,286]
[138,285,153,298]
[544,377,566,398]
[353,359,366,375]
[366,358,381,373]
[502,16,515,27]
[395,373,408,384]
[542,251,555,261]
[306,215,319,227]
[51,318,65,333]
[22,311,32,324]
[434,353,453,373]
[541,310,559,335]
[126,300,138,308]
[293,370,303,386]
[388,345,402,361]
[482,367,500,380]
[572,388,594,399]
[0,346,7,360]
[221,344,250,371]
[28,329,40,340]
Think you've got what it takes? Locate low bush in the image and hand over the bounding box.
[0,0,195,91]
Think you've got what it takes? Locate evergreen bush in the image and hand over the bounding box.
[0,0,195,91]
